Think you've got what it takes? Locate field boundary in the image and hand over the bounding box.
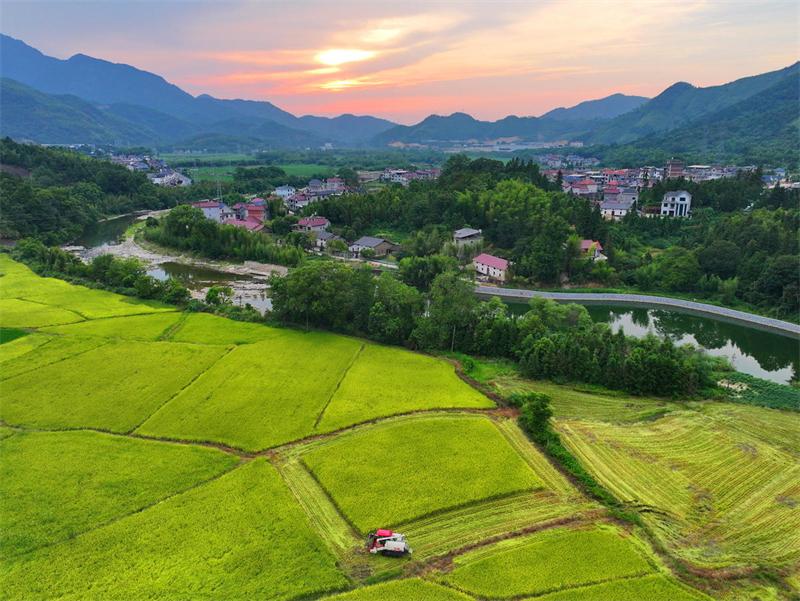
[313,342,366,428]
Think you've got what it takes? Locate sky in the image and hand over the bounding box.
[2,1,798,124]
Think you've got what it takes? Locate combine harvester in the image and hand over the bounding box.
[364,529,413,557]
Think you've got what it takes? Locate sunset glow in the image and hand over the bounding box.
[2,1,796,124]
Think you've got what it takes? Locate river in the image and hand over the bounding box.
[70,213,273,312]
[500,300,798,385]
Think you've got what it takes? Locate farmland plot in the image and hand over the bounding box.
[324,579,473,601]
[0,430,238,558]
[1,340,229,432]
[530,574,712,601]
[168,312,284,345]
[0,298,84,328]
[0,335,106,381]
[1,459,348,601]
[557,405,800,568]
[0,254,36,278]
[136,335,363,451]
[302,416,543,533]
[23,286,176,319]
[316,345,494,432]
[0,272,75,299]
[0,333,53,363]
[41,311,184,341]
[441,527,652,599]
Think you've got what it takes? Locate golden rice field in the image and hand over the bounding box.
[0,255,795,600]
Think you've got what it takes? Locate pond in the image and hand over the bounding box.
[72,214,138,249]
[502,301,799,385]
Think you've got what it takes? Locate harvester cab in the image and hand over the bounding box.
[364,529,412,557]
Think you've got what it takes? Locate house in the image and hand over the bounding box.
[192,201,230,222]
[618,187,639,204]
[306,179,324,192]
[661,190,692,217]
[295,216,330,232]
[314,230,344,250]
[324,177,344,191]
[579,240,606,261]
[473,253,509,282]
[665,158,685,179]
[286,194,314,213]
[453,228,483,246]
[274,185,296,199]
[223,216,265,232]
[600,198,635,219]
[603,187,621,202]
[349,236,397,257]
[576,179,598,193]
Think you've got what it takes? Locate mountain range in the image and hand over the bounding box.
[0,32,797,161]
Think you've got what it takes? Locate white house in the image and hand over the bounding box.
[599,198,635,219]
[192,201,231,223]
[473,253,509,282]
[661,190,692,218]
[274,185,296,199]
[294,216,330,232]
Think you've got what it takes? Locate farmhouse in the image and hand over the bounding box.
[661,190,692,217]
[473,253,509,282]
[192,201,235,223]
[314,230,344,250]
[579,240,606,261]
[223,217,265,232]
[274,185,296,199]
[453,228,483,245]
[349,236,397,257]
[294,216,330,232]
[600,198,635,220]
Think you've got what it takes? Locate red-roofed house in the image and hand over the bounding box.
[579,240,606,261]
[325,177,344,191]
[576,179,598,193]
[473,253,510,282]
[294,216,331,232]
[223,216,265,233]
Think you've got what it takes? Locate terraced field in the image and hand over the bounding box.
[0,255,794,601]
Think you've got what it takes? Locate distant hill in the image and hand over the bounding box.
[0,78,159,145]
[587,63,799,145]
[105,103,199,140]
[597,70,800,168]
[371,112,599,145]
[539,94,648,121]
[0,34,396,145]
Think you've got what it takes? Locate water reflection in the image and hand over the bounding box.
[73,214,138,249]
[503,301,799,384]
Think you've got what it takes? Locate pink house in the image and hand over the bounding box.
[223,216,264,232]
[473,253,510,282]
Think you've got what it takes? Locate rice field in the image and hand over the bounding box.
[1,430,237,558]
[441,527,653,599]
[323,578,473,601]
[316,345,494,432]
[556,404,800,569]
[2,255,797,600]
[302,416,544,533]
[1,459,349,601]
[1,340,230,432]
[41,312,185,341]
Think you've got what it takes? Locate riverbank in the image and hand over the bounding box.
[476,286,800,338]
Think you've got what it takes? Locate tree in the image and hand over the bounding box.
[205,285,234,306]
[360,248,376,260]
[697,240,741,279]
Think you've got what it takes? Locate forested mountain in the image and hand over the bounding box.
[575,71,800,168]
[0,34,396,146]
[0,79,160,145]
[539,94,649,121]
[370,112,599,145]
[587,63,799,144]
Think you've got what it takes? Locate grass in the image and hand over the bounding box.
[556,403,800,569]
[136,334,364,451]
[41,312,185,341]
[0,328,30,344]
[316,345,494,432]
[718,371,799,410]
[441,527,652,599]
[530,574,712,601]
[0,298,84,328]
[0,335,106,381]
[0,430,238,558]
[167,312,283,344]
[323,579,473,600]
[1,459,349,601]
[278,163,336,177]
[302,416,544,533]
[23,286,176,319]
[1,340,230,432]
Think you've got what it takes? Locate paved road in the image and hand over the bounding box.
[475,286,800,338]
